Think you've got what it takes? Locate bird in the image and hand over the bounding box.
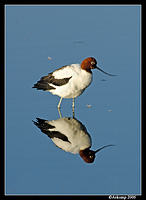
[32,117,115,163]
[32,57,116,108]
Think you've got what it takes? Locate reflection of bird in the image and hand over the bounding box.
[32,57,116,108]
[33,117,114,163]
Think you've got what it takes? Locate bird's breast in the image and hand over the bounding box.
[49,65,93,98]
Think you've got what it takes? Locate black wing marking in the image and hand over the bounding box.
[32,72,72,91]
[44,72,72,86]
[32,118,71,143]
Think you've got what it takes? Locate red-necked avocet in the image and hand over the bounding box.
[32,57,116,108]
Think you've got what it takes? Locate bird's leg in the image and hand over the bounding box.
[72,98,75,108]
[57,97,63,109]
[58,97,63,118]
[58,107,63,118]
[72,98,75,118]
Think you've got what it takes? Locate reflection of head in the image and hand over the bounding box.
[79,148,96,163]
[79,144,115,164]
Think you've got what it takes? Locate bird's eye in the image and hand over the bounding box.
[91,61,95,65]
[89,155,93,159]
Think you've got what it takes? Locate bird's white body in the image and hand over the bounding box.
[46,64,93,99]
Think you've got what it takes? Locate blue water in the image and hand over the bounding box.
[5,5,141,195]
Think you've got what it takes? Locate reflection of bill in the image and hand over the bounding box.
[33,117,114,164]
